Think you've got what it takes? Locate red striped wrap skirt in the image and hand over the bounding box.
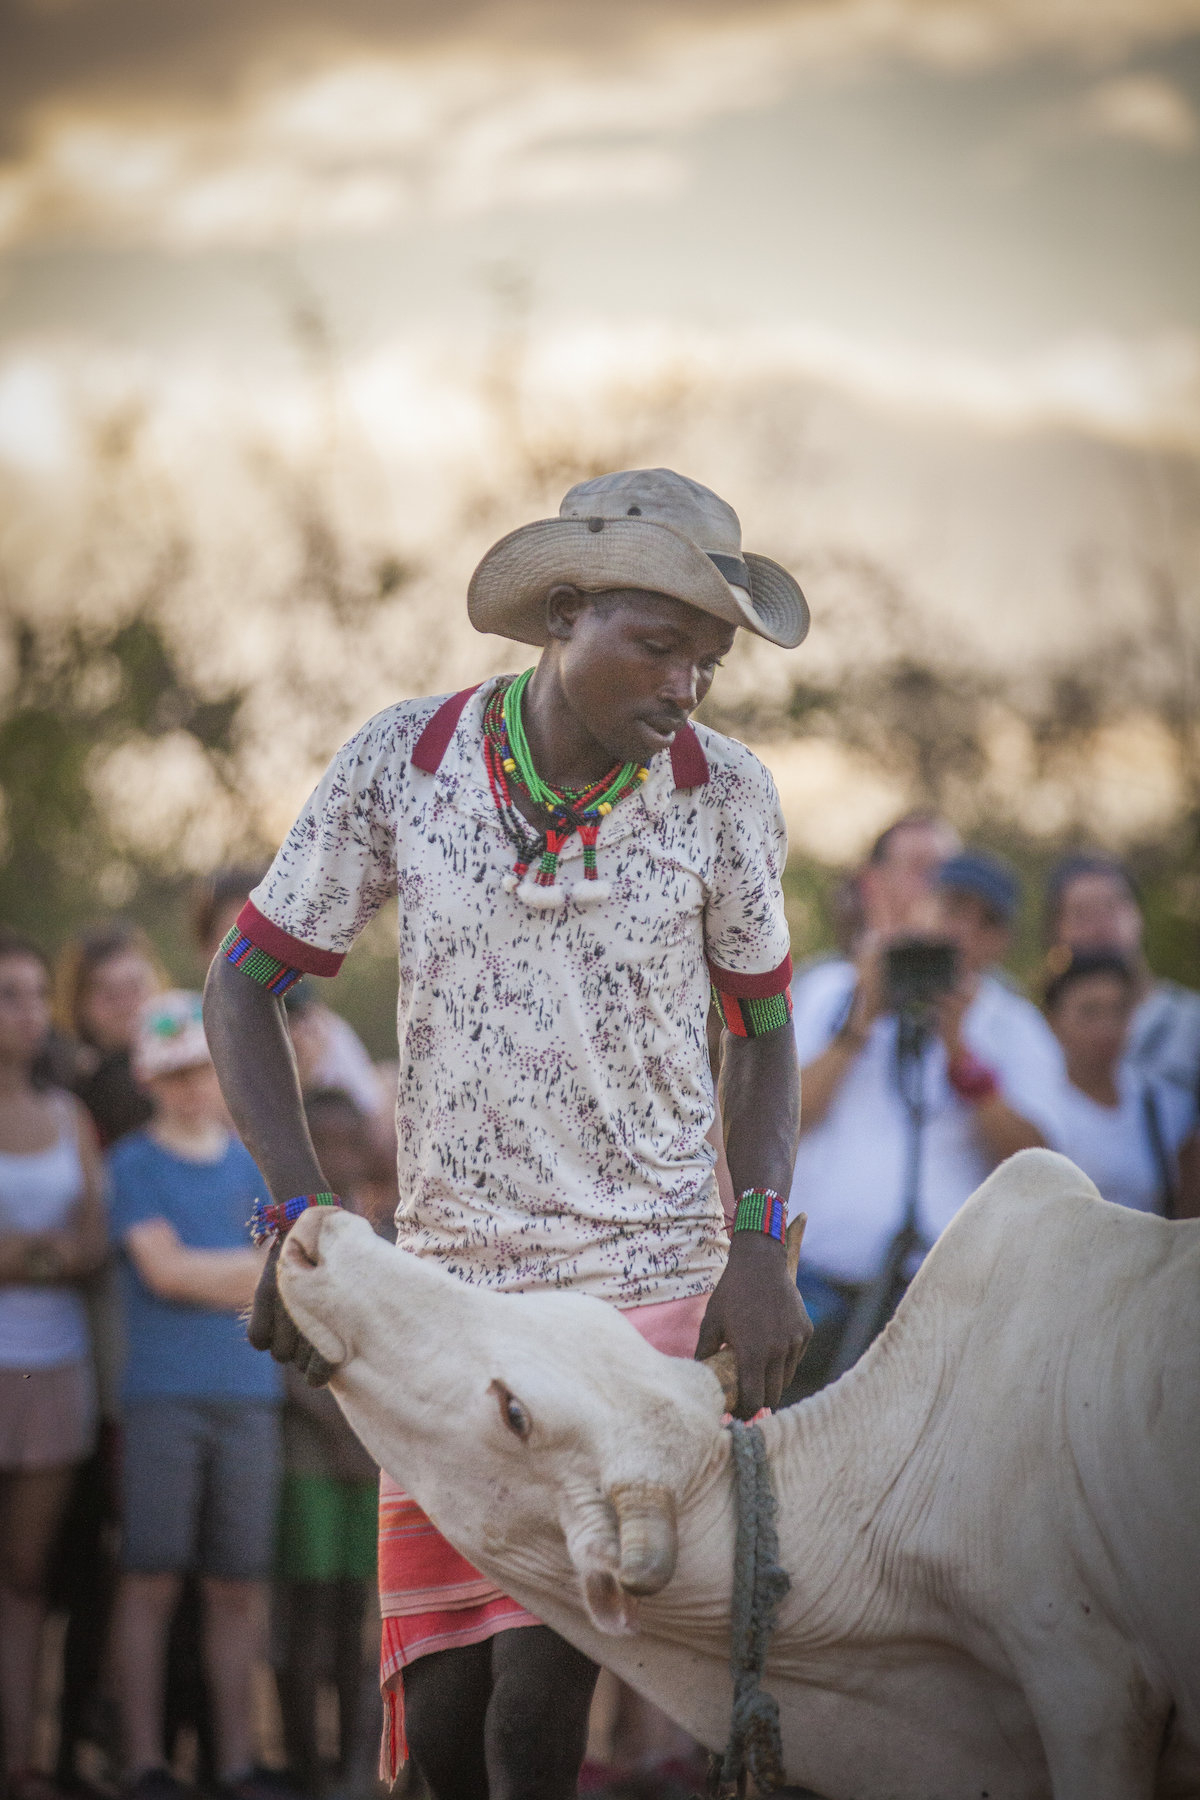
[378,1289,711,1776]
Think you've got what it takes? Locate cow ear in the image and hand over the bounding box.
[582,1569,641,1637]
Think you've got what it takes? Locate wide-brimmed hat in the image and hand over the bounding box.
[467,468,809,649]
[134,990,211,1083]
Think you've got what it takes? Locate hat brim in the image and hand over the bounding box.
[467,516,809,649]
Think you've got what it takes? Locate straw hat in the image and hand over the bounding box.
[467,468,809,649]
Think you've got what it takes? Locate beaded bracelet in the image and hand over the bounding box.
[732,1188,787,1244]
[250,1191,342,1246]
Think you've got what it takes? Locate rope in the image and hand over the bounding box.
[716,1419,791,1793]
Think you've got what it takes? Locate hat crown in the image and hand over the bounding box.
[559,468,742,559]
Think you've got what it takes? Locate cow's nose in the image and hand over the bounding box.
[286,1231,319,1270]
[284,1207,325,1269]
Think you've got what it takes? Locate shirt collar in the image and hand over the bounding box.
[411,680,710,802]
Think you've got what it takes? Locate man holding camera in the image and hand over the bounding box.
[786,834,1063,1393]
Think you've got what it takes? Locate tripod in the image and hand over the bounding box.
[829,1004,932,1380]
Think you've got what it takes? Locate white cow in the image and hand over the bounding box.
[278,1150,1200,1800]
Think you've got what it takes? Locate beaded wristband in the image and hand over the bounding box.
[250,1191,342,1246]
[221,926,304,998]
[732,1188,787,1244]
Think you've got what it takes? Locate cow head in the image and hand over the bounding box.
[278,1206,726,1635]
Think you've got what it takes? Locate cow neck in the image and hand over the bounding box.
[754,1301,957,1646]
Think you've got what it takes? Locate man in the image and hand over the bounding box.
[786,843,1062,1392]
[203,469,812,1800]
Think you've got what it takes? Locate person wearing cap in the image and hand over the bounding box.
[785,841,1065,1395]
[106,993,283,1800]
[202,467,812,1798]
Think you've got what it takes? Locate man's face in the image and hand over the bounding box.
[937,889,1009,977]
[861,819,961,935]
[1055,873,1142,958]
[547,588,736,768]
[1049,972,1133,1073]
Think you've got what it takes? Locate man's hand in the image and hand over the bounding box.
[248,1238,334,1386]
[849,930,888,1031]
[695,1233,812,1419]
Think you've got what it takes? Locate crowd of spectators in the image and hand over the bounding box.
[0,874,395,1800]
[0,832,1196,1800]
[786,817,1200,1398]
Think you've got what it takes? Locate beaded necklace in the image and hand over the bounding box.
[482,671,647,909]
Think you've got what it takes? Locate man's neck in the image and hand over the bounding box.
[1066,1058,1120,1108]
[520,660,618,790]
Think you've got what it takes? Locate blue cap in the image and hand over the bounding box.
[938,851,1020,923]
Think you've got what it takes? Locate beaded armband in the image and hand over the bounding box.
[732,1189,787,1244]
[250,1191,342,1246]
[711,985,793,1039]
[221,926,305,997]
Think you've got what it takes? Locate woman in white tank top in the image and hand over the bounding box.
[0,932,107,1800]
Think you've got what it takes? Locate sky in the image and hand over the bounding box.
[0,0,1197,857]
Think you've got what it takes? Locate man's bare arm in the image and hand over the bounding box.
[125,1218,266,1311]
[695,1024,810,1418]
[203,955,329,1375]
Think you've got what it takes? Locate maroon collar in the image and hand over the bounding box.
[411,683,709,788]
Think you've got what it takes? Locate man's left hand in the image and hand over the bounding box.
[695,1232,812,1419]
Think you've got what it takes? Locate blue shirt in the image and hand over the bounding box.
[108,1130,280,1404]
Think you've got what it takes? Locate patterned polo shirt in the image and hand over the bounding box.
[239,678,792,1307]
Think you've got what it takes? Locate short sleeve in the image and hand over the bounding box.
[107,1139,160,1241]
[1158,1077,1198,1152]
[975,991,1067,1145]
[240,709,404,976]
[790,961,857,1063]
[703,745,793,1001]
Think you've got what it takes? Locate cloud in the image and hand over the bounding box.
[2,316,1195,512]
[0,45,720,249]
[1,0,1200,251]
[1069,73,1198,150]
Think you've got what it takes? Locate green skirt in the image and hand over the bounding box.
[276,1473,378,1583]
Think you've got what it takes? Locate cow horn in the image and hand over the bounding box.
[609,1482,678,1595]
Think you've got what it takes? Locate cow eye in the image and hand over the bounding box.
[490,1379,531,1440]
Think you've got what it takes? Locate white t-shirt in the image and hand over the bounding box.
[0,1096,90,1369]
[245,679,793,1307]
[788,960,1066,1285]
[1043,1063,1196,1215]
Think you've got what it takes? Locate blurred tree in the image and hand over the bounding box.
[0,579,247,944]
[0,312,1195,1017]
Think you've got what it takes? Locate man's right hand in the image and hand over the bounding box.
[248,1238,334,1386]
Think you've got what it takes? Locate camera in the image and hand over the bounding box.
[883,937,959,1013]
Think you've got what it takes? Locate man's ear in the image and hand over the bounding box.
[545,583,587,642]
